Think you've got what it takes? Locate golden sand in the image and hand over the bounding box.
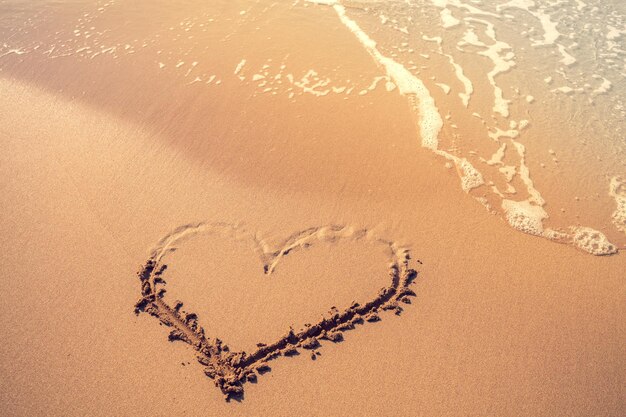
[0,0,624,415]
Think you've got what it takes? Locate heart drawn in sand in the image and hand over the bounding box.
[134,223,418,400]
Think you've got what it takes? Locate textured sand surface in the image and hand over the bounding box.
[0,0,625,415]
[0,76,624,416]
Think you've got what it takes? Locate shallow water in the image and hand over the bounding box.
[1,0,624,254]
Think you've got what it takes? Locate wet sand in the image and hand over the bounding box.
[0,0,625,416]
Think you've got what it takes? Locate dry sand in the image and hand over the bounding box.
[0,0,625,415]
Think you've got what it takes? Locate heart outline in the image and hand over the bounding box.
[134,222,418,400]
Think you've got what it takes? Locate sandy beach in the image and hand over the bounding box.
[1,1,624,416]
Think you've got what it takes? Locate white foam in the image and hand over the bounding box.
[422,35,443,45]
[554,86,574,95]
[365,75,388,92]
[461,20,515,117]
[505,183,516,194]
[483,143,507,165]
[609,176,626,235]
[570,227,617,256]
[592,77,612,95]
[606,25,623,41]
[436,83,451,94]
[431,0,498,18]
[458,158,485,192]
[313,0,620,255]
[234,59,246,75]
[488,127,519,141]
[441,52,473,107]
[332,3,490,196]
[333,5,443,151]
[512,140,544,205]
[289,69,332,97]
[491,185,506,198]
[499,166,516,182]
[533,11,560,46]
[440,8,460,29]
[557,44,576,66]
[497,0,578,80]
[502,199,548,236]
[498,1,561,46]
[475,196,493,212]
[0,47,27,59]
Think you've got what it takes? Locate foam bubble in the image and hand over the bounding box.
[502,199,547,236]
[543,228,569,241]
[458,159,484,192]
[570,227,617,256]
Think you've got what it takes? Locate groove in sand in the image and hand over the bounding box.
[134,223,419,400]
